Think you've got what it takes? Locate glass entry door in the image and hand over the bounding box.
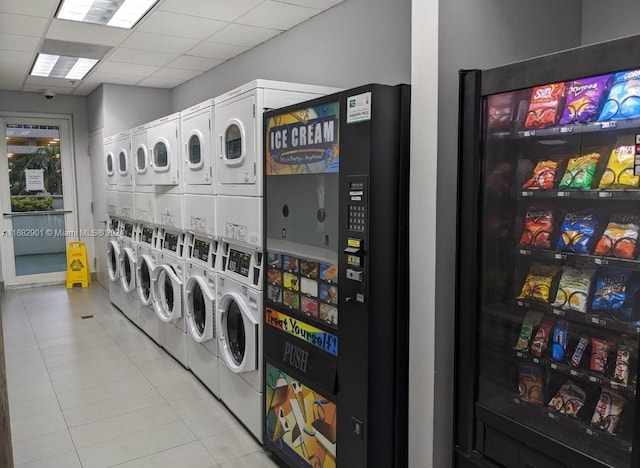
[0,117,77,287]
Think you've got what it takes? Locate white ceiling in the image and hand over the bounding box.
[0,0,344,96]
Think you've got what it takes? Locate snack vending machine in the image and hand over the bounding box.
[263,84,410,467]
[456,34,640,468]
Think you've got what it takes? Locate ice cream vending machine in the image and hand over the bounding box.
[262,84,410,467]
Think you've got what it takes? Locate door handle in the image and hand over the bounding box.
[100,219,107,224]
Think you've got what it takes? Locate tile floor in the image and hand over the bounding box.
[1,283,280,468]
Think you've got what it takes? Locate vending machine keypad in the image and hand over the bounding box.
[348,205,366,231]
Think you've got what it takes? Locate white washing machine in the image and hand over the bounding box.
[184,231,220,396]
[216,240,264,440]
[181,98,215,195]
[113,130,133,192]
[213,80,340,198]
[118,219,139,324]
[106,214,123,310]
[135,223,161,345]
[152,227,188,368]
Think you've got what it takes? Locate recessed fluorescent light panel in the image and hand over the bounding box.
[31,54,98,80]
[56,0,158,29]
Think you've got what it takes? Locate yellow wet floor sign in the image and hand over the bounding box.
[66,241,91,288]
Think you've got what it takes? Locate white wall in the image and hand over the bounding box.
[101,84,172,136]
[0,90,94,275]
[171,0,411,111]
[582,0,640,45]
[410,1,583,467]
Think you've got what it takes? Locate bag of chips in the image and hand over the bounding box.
[556,210,598,254]
[599,69,640,121]
[487,91,516,130]
[514,311,544,351]
[592,268,632,312]
[590,338,611,373]
[551,319,568,361]
[594,214,640,259]
[552,266,595,313]
[519,207,554,249]
[591,389,626,435]
[531,316,554,358]
[598,145,639,189]
[522,160,558,190]
[525,83,565,129]
[548,381,586,418]
[560,75,611,124]
[517,262,559,303]
[559,153,601,189]
[518,365,544,404]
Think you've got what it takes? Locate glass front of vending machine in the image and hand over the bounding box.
[456,35,640,468]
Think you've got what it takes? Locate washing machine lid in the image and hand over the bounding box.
[107,240,121,282]
[136,254,155,305]
[151,263,183,322]
[185,275,214,343]
[217,291,258,373]
[120,247,136,292]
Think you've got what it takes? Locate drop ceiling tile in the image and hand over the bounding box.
[0,0,58,17]
[0,66,27,90]
[122,32,198,54]
[208,23,281,47]
[0,50,34,66]
[137,11,227,40]
[24,76,77,89]
[187,41,249,60]
[166,55,222,72]
[106,48,177,67]
[88,71,144,86]
[0,33,41,53]
[275,0,343,9]
[159,0,263,22]
[137,76,183,89]
[47,19,130,47]
[150,68,201,81]
[96,61,159,76]
[0,13,48,37]
[236,1,318,30]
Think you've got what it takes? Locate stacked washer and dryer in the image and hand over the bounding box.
[181,99,221,397]
[214,80,341,441]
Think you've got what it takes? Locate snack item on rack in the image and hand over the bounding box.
[559,75,611,124]
[611,274,640,323]
[592,268,632,312]
[556,210,598,254]
[599,69,640,121]
[570,336,590,367]
[591,389,626,435]
[522,160,558,190]
[531,316,554,358]
[613,346,631,387]
[525,83,566,129]
[518,365,545,404]
[517,262,559,303]
[590,338,612,373]
[551,266,595,313]
[594,214,640,259]
[487,91,516,130]
[551,319,568,361]
[519,207,554,249]
[558,153,601,189]
[598,144,639,189]
[514,311,544,351]
[548,381,587,418]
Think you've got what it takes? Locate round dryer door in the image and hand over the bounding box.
[185,275,214,343]
[105,152,115,177]
[187,133,203,166]
[136,255,154,305]
[217,292,258,373]
[151,264,183,322]
[120,248,136,293]
[152,141,169,171]
[118,149,128,175]
[136,145,147,174]
[107,240,121,282]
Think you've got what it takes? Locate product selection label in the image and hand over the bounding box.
[265,308,338,356]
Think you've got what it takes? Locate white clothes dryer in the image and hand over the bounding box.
[135,223,161,345]
[181,99,215,195]
[132,122,154,194]
[214,80,340,198]
[217,272,263,441]
[104,134,118,189]
[148,112,182,190]
[113,130,133,192]
[152,229,188,367]
[184,261,219,397]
